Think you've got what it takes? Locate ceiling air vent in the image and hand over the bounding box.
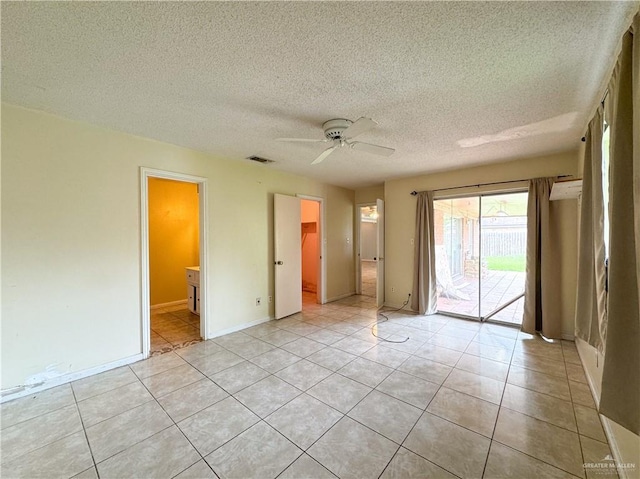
[246,156,275,164]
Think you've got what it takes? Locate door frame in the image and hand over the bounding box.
[140,167,209,358]
[376,198,385,308]
[297,194,326,304]
[355,202,376,296]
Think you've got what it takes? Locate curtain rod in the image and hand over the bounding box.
[409,175,572,196]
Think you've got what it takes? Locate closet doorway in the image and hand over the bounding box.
[300,196,325,308]
[140,168,209,358]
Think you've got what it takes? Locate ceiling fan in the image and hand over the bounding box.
[276,117,395,165]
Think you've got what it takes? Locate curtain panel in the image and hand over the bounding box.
[600,17,640,435]
[411,191,438,315]
[523,178,563,338]
[575,107,608,352]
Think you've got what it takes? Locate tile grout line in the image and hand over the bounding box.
[480,340,515,478]
[0,391,75,433]
[565,346,591,479]
[6,298,591,479]
[488,338,593,479]
[255,319,425,474]
[129,368,207,478]
[72,371,104,479]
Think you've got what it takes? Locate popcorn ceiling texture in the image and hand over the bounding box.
[2,1,637,188]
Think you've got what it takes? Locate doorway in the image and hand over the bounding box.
[301,199,321,307]
[273,193,326,319]
[356,200,384,308]
[358,204,378,298]
[141,168,209,358]
[434,191,528,325]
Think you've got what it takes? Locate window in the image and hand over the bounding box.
[602,120,611,260]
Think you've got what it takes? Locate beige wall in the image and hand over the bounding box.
[355,185,384,204]
[384,151,580,337]
[1,104,355,390]
[550,198,579,337]
[148,178,199,305]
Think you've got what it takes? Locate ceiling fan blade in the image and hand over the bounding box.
[311,145,338,165]
[276,138,327,143]
[343,117,377,139]
[350,141,395,157]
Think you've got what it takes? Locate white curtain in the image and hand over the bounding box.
[522,178,562,338]
[600,17,639,435]
[411,191,438,315]
[574,107,608,351]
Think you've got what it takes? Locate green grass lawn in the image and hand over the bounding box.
[485,255,526,272]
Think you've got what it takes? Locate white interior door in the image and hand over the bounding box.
[376,198,385,308]
[274,194,302,319]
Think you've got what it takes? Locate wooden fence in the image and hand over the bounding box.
[481,230,527,257]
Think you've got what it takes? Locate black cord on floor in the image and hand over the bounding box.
[371,293,413,343]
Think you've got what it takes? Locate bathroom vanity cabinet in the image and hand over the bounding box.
[186,266,200,315]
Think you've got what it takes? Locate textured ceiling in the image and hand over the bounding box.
[2,2,637,188]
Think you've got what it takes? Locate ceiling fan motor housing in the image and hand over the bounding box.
[322,119,352,140]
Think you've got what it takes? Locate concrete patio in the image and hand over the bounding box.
[437,271,525,325]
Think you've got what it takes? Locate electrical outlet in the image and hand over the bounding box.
[268,296,272,303]
[391,287,395,293]
[256,297,261,306]
[410,238,414,245]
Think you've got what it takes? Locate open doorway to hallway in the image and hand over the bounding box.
[357,204,378,299]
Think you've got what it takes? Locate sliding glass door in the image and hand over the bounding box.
[434,191,528,325]
[434,197,480,318]
[479,192,527,324]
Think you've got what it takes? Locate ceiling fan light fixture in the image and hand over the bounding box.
[276,117,394,165]
[322,118,352,140]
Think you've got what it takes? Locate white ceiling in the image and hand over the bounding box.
[2,2,637,189]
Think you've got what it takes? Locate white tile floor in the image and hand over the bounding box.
[0,295,618,479]
[361,261,377,298]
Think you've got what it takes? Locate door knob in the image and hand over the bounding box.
[275,261,284,265]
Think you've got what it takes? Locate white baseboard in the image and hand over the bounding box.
[576,340,639,479]
[600,417,629,479]
[151,299,187,310]
[576,338,603,405]
[326,292,356,303]
[207,316,274,340]
[383,301,416,311]
[0,353,144,404]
